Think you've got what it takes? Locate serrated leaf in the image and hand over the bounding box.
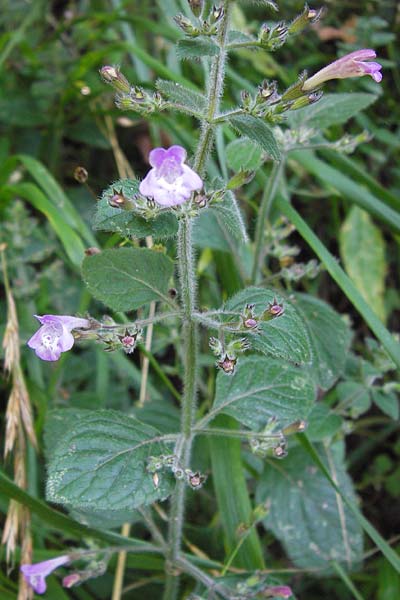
[289,93,377,129]
[46,409,175,510]
[156,79,206,113]
[340,206,386,322]
[82,247,174,311]
[210,355,316,430]
[176,38,219,59]
[226,138,264,172]
[224,287,312,365]
[371,389,399,420]
[93,197,178,239]
[256,443,363,571]
[292,293,352,390]
[229,114,281,161]
[213,191,248,244]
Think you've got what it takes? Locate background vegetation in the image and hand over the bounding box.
[1,0,399,598]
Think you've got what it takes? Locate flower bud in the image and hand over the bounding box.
[261,298,285,321]
[226,338,250,355]
[226,170,255,190]
[188,0,203,18]
[259,21,288,50]
[217,354,237,375]
[210,5,224,24]
[62,573,82,589]
[289,91,323,111]
[108,189,134,210]
[186,470,206,489]
[281,419,307,435]
[174,14,198,35]
[288,5,324,36]
[74,166,88,183]
[209,336,223,356]
[84,247,101,256]
[100,66,130,93]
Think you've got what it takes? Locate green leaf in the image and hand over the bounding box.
[46,409,175,511]
[256,443,363,571]
[224,287,312,365]
[156,79,206,113]
[2,183,85,269]
[340,206,386,322]
[212,191,248,244]
[336,381,371,418]
[211,355,316,430]
[291,151,400,234]
[229,114,281,161]
[226,138,264,172]
[82,247,174,311]
[292,293,352,389]
[306,403,343,441]
[94,178,179,239]
[93,197,179,239]
[289,93,377,129]
[176,38,219,59]
[371,389,399,420]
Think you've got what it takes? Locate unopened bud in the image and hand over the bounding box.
[194,194,208,208]
[108,189,133,210]
[174,14,198,35]
[227,337,251,355]
[84,247,101,256]
[262,299,285,320]
[188,0,203,18]
[63,573,82,589]
[186,470,206,489]
[288,5,324,36]
[289,91,323,111]
[282,419,307,435]
[100,66,130,93]
[74,166,88,183]
[209,336,223,356]
[227,170,255,190]
[211,5,224,23]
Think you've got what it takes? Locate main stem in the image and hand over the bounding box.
[163,4,231,599]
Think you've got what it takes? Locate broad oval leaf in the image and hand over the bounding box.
[229,114,281,161]
[289,93,377,129]
[211,355,316,430]
[340,206,386,322]
[82,247,174,311]
[256,443,363,571]
[224,287,312,365]
[291,293,352,390]
[226,138,264,172]
[46,409,175,511]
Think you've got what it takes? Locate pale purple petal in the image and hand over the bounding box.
[139,169,159,197]
[181,164,203,191]
[165,145,186,164]
[27,315,88,362]
[34,315,89,331]
[34,344,63,362]
[57,327,75,352]
[341,48,376,61]
[149,147,167,168]
[265,585,293,598]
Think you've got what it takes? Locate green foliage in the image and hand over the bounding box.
[46,409,175,511]
[82,247,174,311]
[226,138,264,172]
[176,38,220,59]
[212,355,316,430]
[289,93,378,129]
[340,206,387,322]
[257,443,363,571]
[229,114,281,160]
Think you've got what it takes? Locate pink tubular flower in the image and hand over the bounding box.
[20,555,70,595]
[302,49,382,91]
[139,145,203,207]
[27,315,90,362]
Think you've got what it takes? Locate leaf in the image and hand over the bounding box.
[213,191,248,244]
[292,293,352,389]
[336,381,371,418]
[224,287,312,365]
[156,79,206,113]
[340,206,387,322]
[289,93,377,129]
[176,38,219,59]
[256,442,363,571]
[226,138,264,172]
[211,354,316,430]
[371,389,399,420]
[229,114,281,161]
[306,403,343,441]
[93,197,178,239]
[46,409,175,511]
[2,183,85,269]
[82,247,174,311]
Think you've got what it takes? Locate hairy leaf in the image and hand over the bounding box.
[46,409,175,510]
[156,79,206,113]
[229,114,281,161]
[289,93,377,129]
[176,38,219,59]
[226,138,264,172]
[82,247,174,311]
[257,443,363,571]
[211,355,316,430]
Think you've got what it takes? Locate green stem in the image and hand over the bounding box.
[251,160,284,284]
[163,4,232,599]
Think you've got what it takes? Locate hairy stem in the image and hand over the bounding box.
[251,160,285,284]
[163,3,232,598]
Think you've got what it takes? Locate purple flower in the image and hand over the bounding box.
[20,555,70,595]
[302,49,382,91]
[27,315,90,362]
[265,585,293,598]
[139,145,203,207]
